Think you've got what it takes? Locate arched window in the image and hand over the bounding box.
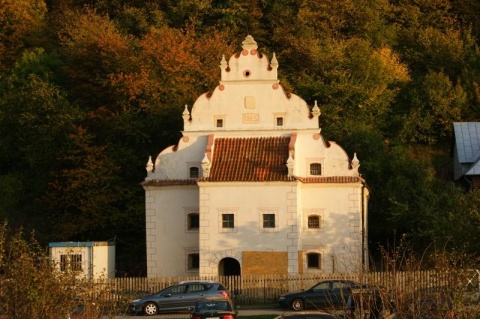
[310,163,322,175]
[307,253,321,269]
[308,215,320,229]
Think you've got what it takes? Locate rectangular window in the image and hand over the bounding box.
[310,163,322,175]
[307,253,321,269]
[263,214,275,228]
[189,167,199,178]
[188,253,199,270]
[222,214,234,228]
[60,254,68,271]
[70,254,82,271]
[188,213,199,230]
[216,119,223,128]
[60,254,82,271]
[308,216,320,228]
[276,117,283,126]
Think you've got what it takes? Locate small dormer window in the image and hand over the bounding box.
[216,119,223,128]
[189,166,199,178]
[310,163,322,175]
[308,215,320,228]
[276,117,283,126]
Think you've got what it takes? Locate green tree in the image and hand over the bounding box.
[0,48,79,236]
[0,222,79,319]
[47,127,136,240]
[394,71,466,144]
[56,5,136,111]
[0,0,47,71]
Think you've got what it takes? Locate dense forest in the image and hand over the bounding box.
[1,0,480,275]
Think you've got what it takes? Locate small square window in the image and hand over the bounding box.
[307,253,321,269]
[188,213,199,230]
[263,214,275,228]
[216,119,223,128]
[222,214,234,228]
[310,163,322,175]
[276,117,283,126]
[308,216,320,228]
[60,254,82,272]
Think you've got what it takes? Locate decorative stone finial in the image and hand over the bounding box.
[182,104,190,122]
[220,54,227,69]
[270,53,278,68]
[286,152,294,177]
[351,153,360,175]
[146,156,154,173]
[242,35,258,50]
[312,100,321,117]
[201,153,211,178]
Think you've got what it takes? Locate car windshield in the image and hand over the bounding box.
[196,301,231,312]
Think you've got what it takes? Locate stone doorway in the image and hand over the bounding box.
[218,257,240,276]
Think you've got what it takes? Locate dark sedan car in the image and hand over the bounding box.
[128,280,231,316]
[279,280,367,311]
[190,298,238,319]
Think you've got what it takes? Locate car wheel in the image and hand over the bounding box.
[291,298,304,311]
[143,302,158,316]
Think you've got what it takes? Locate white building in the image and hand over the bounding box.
[143,35,369,277]
[49,241,116,279]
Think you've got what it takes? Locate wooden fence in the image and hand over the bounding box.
[96,270,479,306]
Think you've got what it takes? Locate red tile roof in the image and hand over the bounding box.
[142,136,365,186]
[141,179,197,187]
[203,136,294,182]
[296,176,364,183]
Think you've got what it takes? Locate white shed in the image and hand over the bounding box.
[48,241,116,279]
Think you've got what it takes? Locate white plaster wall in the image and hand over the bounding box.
[299,183,364,273]
[49,243,115,279]
[145,185,199,277]
[147,135,208,180]
[222,49,276,82]
[92,245,116,279]
[50,246,89,278]
[197,182,297,275]
[186,86,317,133]
[294,133,355,177]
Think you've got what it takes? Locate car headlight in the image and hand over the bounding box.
[131,299,141,303]
[279,296,285,300]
